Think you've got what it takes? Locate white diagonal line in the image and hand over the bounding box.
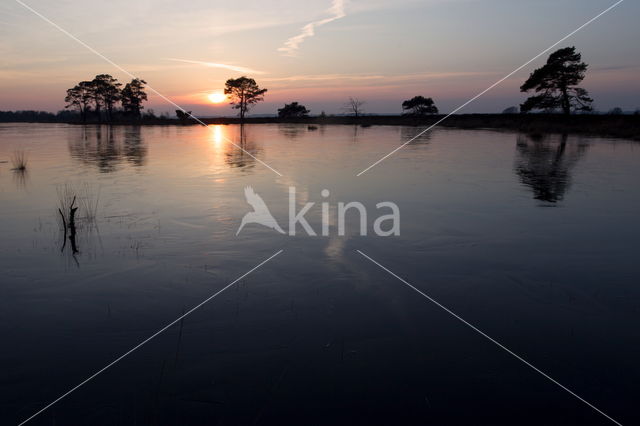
[356,250,623,426]
[356,0,624,176]
[19,249,284,426]
[14,0,283,177]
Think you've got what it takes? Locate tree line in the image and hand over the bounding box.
[0,110,79,122]
[237,47,602,119]
[222,77,439,119]
[0,47,633,124]
[64,75,148,122]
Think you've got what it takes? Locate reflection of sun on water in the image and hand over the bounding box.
[211,125,224,147]
[207,125,228,174]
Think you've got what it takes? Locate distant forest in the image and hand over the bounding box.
[0,108,636,124]
[0,110,79,122]
[0,109,167,123]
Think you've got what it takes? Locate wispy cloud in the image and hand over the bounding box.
[263,71,498,84]
[278,0,346,56]
[263,73,384,82]
[164,58,265,75]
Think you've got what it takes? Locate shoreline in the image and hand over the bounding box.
[2,114,639,140]
[206,114,640,140]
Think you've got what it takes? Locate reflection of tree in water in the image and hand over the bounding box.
[68,125,147,172]
[225,125,261,171]
[122,126,147,167]
[514,133,588,202]
[401,126,432,145]
[351,125,361,143]
[278,124,305,140]
[12,168,29,190]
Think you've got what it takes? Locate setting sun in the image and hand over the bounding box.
[207,92,227,104]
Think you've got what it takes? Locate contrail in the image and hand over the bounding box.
[164,58,265,75]
[278,0,345,56]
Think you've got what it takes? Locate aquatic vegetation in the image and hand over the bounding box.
[77,182,101,223]
[10,150,28,171]
[56,182,101,224]
[56,184,76,225]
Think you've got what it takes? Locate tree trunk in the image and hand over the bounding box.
[561,87,570,115]
[240,92,246,123]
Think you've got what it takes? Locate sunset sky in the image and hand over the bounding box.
[1,0,638,115]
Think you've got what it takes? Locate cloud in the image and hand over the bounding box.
[263,73,384,82]
[262,71,498,84]
[278,0,346,56]
[592,64,640,72]
[164,58,265,75]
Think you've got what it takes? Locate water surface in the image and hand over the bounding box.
[1,123,639,425]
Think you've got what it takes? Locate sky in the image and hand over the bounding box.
[1,0,639,116]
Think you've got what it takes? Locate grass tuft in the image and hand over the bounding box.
[11,150,28,171]
[56,184,76,224]
[56,182,101,224]
[77,182,101,223]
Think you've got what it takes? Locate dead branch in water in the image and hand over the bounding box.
[58,195,79,255]
[68,196,79,254]
[58,207,67,252]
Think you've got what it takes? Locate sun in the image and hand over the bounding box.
[207,92,227,104]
